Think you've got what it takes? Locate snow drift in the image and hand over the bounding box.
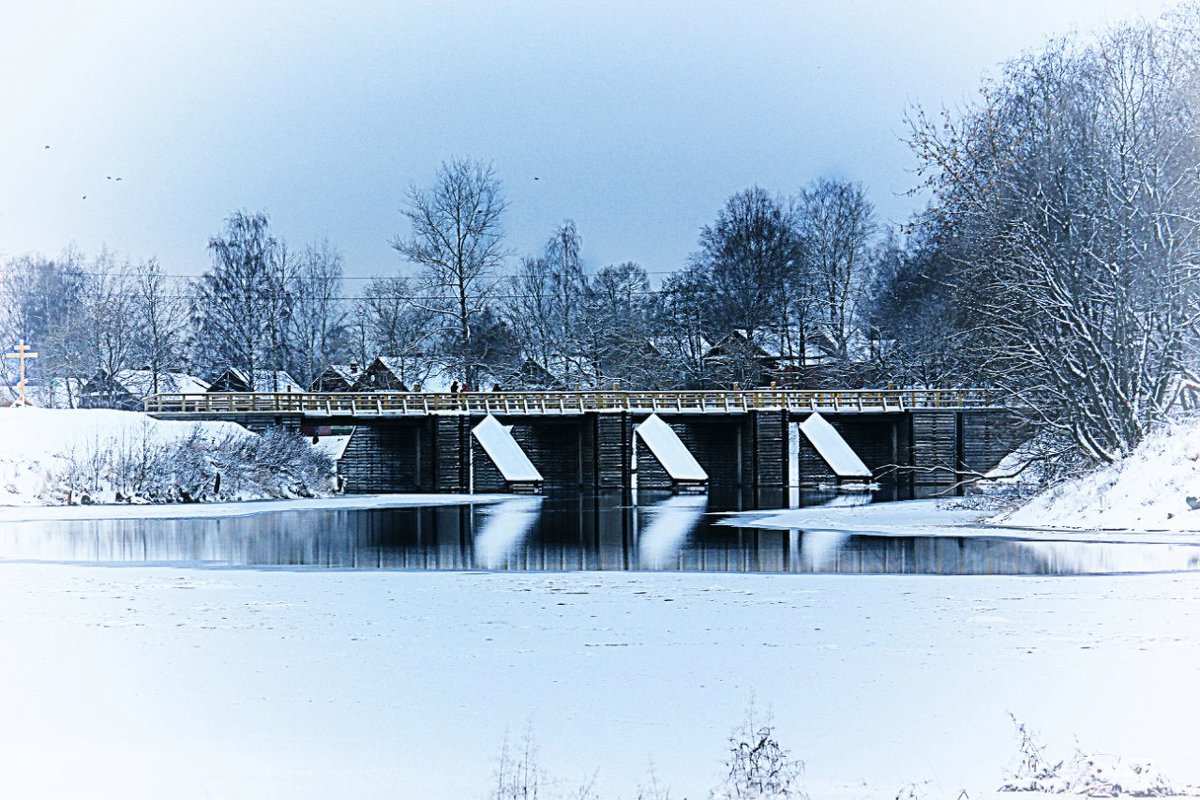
[0,408,333,506]
[997,414,1200,532]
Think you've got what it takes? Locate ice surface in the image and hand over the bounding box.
[635,413,708,482]
[0,563,1196,799]
[472,414,542,483]
[799,412,871,478]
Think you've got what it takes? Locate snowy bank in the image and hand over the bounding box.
[0,564,1196,799]
[996,415,1200,532]
[0,407,333,506]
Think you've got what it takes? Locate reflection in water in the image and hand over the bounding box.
[0,491,1198,575]
[799,531,853,572]
[637,494,708,570]
[474,497,543,569]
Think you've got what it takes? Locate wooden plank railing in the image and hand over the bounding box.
[143,388,1001,416]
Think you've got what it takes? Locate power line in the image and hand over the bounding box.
[72,268,685,281]
[117,289,685,303]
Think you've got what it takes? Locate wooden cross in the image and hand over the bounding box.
[5,339,39,405]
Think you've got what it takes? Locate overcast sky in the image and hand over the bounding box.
[0,0,1178,284]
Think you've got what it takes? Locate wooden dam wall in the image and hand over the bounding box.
[162,408,1024,499]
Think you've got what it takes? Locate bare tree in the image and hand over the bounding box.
[653,264,716,388]
[504,220,589,384]
[581,261,654,387]
[0,249,90,406]
[192,210,283,386]
[391,158,511,385]
[81,251,138,403]
[506,254,559,373]
[696,187,803,343]
[908,10,1200,461]
[260,239,298,390]
[357,276,437,386]
[796,178,877,370]
[131,257,188,396]
[289,237,348,388]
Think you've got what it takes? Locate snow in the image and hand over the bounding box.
[0,408,367,508]
[105,369,212,396]
[311,433,351,462]
[472,414,543,483]
[635,413,708,483]
[998,415,1200,532]
[0,407,251,505]
[799,412,872,478]
[0,562,1196,799]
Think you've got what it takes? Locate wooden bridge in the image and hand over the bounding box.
[145,388,1022,502]
[144,388,1001,416]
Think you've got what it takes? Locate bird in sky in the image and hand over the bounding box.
[534,176,540,181]
[43,145,49,150]
[81,195,87,200]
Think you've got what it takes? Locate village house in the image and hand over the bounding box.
[310,362,362,392]
[207,367,300,393]
[351,357,412,392]
[78,370,211,410]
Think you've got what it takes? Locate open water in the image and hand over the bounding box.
[0,490,1197,575]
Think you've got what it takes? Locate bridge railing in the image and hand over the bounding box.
[143,388,1000,415]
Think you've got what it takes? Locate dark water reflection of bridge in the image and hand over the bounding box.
[2,491,1199,576]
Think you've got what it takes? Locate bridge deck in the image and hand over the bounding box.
[144,388,1003,417]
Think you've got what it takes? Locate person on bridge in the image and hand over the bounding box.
[450,380,459,394]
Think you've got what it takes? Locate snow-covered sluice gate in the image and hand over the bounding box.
[147,390,1024,499]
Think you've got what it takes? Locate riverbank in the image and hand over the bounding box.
[0,563,1195,799]
[0,407,332,506]
[995,415,1200,533]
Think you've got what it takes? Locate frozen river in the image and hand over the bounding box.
[1,493,1198,799]
[1,490,1198,575]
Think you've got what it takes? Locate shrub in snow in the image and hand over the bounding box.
[999,716,1180,797]
[44,424,333,504]
[711,704,806,800]
[491,726,545,800]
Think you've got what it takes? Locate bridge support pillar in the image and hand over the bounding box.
[910,411,961,497]
[743,409,788,491]
[431,415,471,493]
[592,412,632,490]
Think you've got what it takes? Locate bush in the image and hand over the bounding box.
[47,423,334,504]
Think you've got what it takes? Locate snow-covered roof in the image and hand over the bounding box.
[229,368,301,392]
[318,364,361,383]
[356,356,457,391]
[109,370,211,397]
[311,434,352,462]
[705,327,876,366]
